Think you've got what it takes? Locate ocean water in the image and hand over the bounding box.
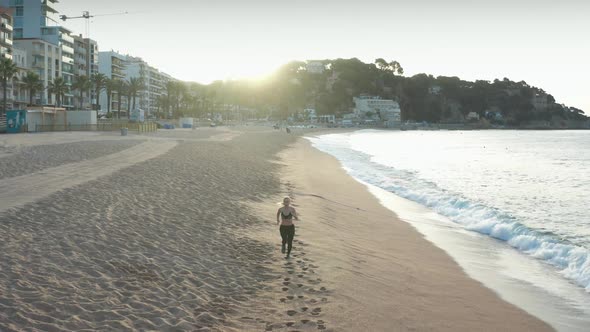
[307,129,590,329]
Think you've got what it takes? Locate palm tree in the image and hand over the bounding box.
[91,73,107,111]
[126,81,132,117]
[127,77,144,112]
[155,94,167,119]
[48,77,69,107]
[72,75,91,110]
[105,78,116,116]
[113,79,127,119]
[21,72,44,107]
[0,58,18,114]
[165,80,177,117]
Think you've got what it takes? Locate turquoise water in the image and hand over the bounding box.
[308,130,590,293]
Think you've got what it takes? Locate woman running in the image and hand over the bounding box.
[276,197,298,258]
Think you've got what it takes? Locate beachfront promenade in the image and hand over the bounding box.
[0,127,553,331]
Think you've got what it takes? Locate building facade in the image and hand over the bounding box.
[73,34,98,109]
[15,38,60,106]
[1,0,76,108]
[0,6,17,109]
[353,95,401,125]
[11,46,27,109]
[99,51,174,117]
[0,6,12,60]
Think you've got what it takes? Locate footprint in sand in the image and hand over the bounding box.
[283,282,290,286]
[286,296,294,300]
[301,307,308,312]
[282,287,289,291]
[311,308,322,316]
[286,310,297,316]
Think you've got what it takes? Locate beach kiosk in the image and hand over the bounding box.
[25,107,67,132]
[6,110,27,133]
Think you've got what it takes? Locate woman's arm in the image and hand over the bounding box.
[292,208,299,221]
[276,208,281,225]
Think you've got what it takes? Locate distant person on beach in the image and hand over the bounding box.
[276,197,298,258]
[286,127,291,134]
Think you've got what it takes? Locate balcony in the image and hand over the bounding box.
[60,33,74,45]
[43,3,58,15]
[32,60,45,69]
[112,62,125,70]
[0,38,12,46]
[62,55,74,64]
[1,22,12,32]
[61,44,74,56]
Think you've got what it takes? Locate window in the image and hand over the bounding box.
[14,28,22,39]
[15,7,24,16]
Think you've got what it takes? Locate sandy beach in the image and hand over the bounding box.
[0,127,553,331]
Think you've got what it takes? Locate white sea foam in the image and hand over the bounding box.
[307,131,590,292]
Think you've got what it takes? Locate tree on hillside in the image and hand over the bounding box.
[375,58,389,72]
[21,72,43,107]
[389,61,404,75]
[0,58,18,114]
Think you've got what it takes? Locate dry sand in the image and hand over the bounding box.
[0,127,554,331]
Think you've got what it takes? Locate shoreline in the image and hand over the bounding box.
[272,135,553,331]
[0,127,566,331]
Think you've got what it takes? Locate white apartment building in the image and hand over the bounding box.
[14,39,60,106]
[11,47,28,109]
[0,6,12,60]
[98,51,128,112]
[125,56,172,116]
[73,34,98,109]
[99,50,174,116]
[1,0,76,108]
[353,95,401,125]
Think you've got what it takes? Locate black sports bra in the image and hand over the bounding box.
[281,211,293,219]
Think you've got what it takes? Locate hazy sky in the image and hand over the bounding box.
[58,0,589,111]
